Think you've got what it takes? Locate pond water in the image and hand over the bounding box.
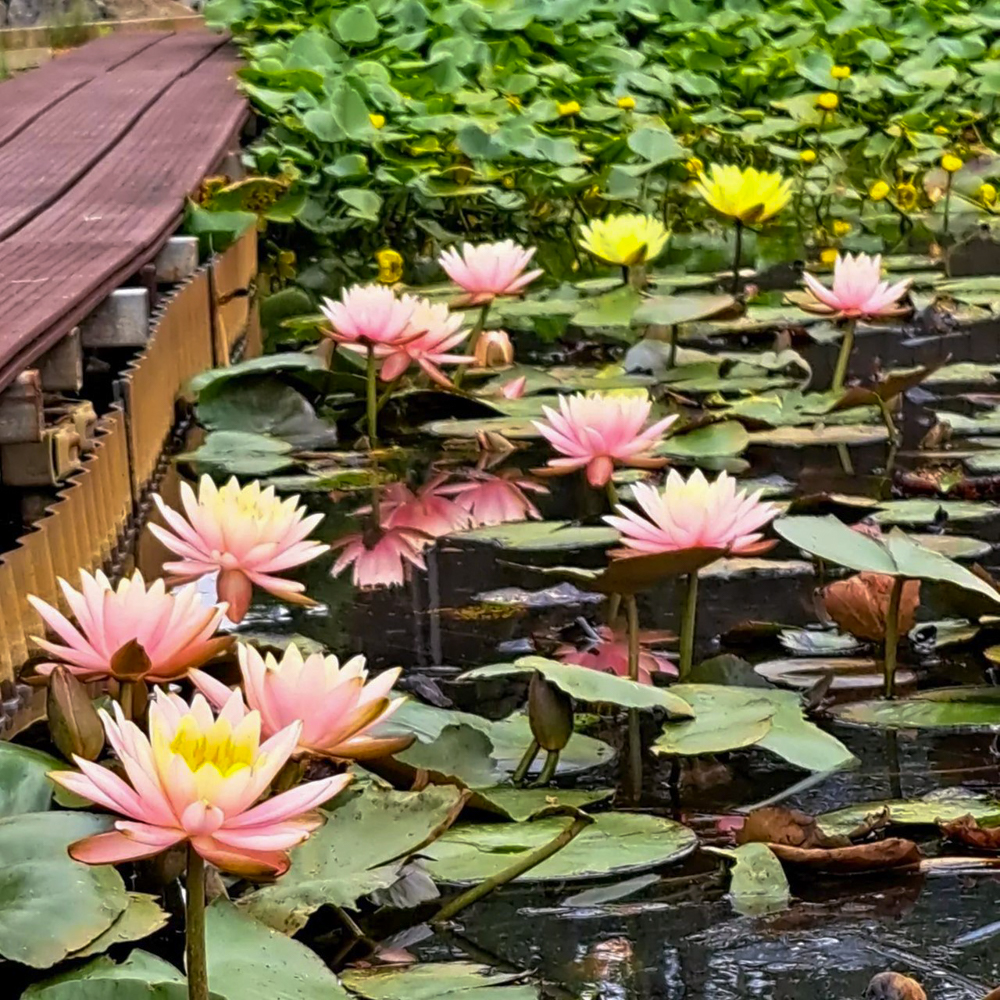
[119,312,1000,998]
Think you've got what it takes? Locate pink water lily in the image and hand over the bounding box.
[439,241,543,305]
[443,471,546,526]
[473,329,515,368]
[377,475,472,537]
[605,470,778,556]
[191,642,410,761]
[533,393,677,487]
[49,690,350,878]
[320,284,418,347]
[499,375,527,399]
[149,476,328,623]
[330,524,429,588]
[365,299,472,387]
[556,625,676,685]
[801,252,912,318]
[28,570,229,683]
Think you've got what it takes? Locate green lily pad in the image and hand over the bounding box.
[423,812,697,885]
[187,351,325,395]
[396,724,504,787]
[754,657,916,696]
[0,811,127,968]
[655,685,856,771]
[831,686,1000,731]
[68,893,169,960]
[964,452,1000,474]
[342,962,535,1000]
[460,657,693,716]
[747,425,888,447]
[22,951,199,1000]
[489,714,617,777]
[177,430,296,476]
[470,786,614,822]
[911,534,993,560]
[632,293,736,326]
[713,842,790,917]
[775,517,1000,607]
[446,520,618,551]
[0,742,66,818]
[818,792,1000,839]
[239,784,466,933]
[206,899,350,1000]
[655,420,750,458]
[933,410,1000,436]
[872,499,1000,526]
[572,285,643,328]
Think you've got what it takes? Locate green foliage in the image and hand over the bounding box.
[204,0,1000,284]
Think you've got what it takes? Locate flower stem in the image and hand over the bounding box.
[376,374,403,414]
[534,750,560,786]
[625,594,640,682]
[185,845,209,1000]
[678,572,699,680]
[730,220,743,296]
[511,739,540,786]
[668,323,679,369]
[883,576,905,700]
[365,345,379,449]
[605,478,620,511]
[454,302,491,389]
[943,174,953,238]
[831,318,856,392]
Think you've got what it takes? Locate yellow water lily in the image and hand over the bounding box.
[941,154,963,173]
[376,248,404,284]
[694,164,792,225]
[577,213,669,268]
[980,183,997,207]
[868,180,890,201]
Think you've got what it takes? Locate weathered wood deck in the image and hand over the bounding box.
[0,29,247,393]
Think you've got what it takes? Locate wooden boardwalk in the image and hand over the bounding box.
[0,29,247,393]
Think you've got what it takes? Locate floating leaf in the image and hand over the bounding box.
[446,520,618,551]
[818,792,1000,839]
[471,786,614,822]
[23,950,195,1000]
[423,812,697,885]
[68,894,169,960]
[655,421,750,458]
[872,499,1000,526]
[460,657,693,716]
[755,657,915,696]
[714,843,790,916]
[572,285,643,329]
[0,742,66,818]
[831,686,1000,731]
[342,963,535,1000]
[177,430,296,476]
[187,352,325,395]
[632,293,736,326]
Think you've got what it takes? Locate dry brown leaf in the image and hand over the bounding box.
[866,971,927,1000]
[822,572,920,642]
[736,806,849,849]
[768,837,922,873]
[939,813,1000,851]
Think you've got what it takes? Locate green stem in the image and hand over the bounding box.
[883,576,905,700]
[876,394,899,445]
[511,739,540,786]
[185,846,209,1000]
[831,318,856,392]
[375,374,403,414]
[730,220,743,296]
[678,572,699,680]
[625,594,640,682]
[626,709,642,805]
[365,345,378,449]
[668,324,679,369]
[605,478,620,511]
[431,809,594,924]
[454,302,491,389]
[534,750,560,786]
[943,174,953,237]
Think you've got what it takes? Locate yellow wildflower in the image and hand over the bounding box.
[375,249,403,284]
[617,95,636,110]
[832,219,852,237]
[799,149,817,164]
[369,113,386,130]
[685,157,704,176]
[868,180,890,201]
[895,182,919,211]
[694,163,793,224]
[557,100,581,117]
[817,92,839,110]
[578,213,670,266]
[941,153,963,173]
[502,175,516,189]
[831,65,851,80]
[820,248,838,264]
[933,125,949,136]
[980,182,998,206]
[505,94,522,109]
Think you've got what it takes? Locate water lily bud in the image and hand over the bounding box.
[820,248,838,264]
[369,113,386,130]
[474,329,515,368]
[557,99,581,117]
[868,180,890,201]
[941,153,963,173]
[617,95,636,110]
[832,219,852,237]
[375,248,403,285]
[831,65,851,80]
[799,149,817,164]
[528,672,573,752]
[47,666,105,762]
[981,183,998,206]
[817,92,839,110]
[684,157,704,176]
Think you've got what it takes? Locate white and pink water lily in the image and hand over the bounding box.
[801,252,911,319]
[320,284,418,348]
[49,690,350,878]
[439,241,543,305]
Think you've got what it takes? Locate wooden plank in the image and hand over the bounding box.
[0,46,247,394]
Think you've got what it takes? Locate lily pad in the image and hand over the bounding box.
[818,792,1000,839]
[872,500,1000,526]
[572,285,643,329]
[206,899,350,1000]
[22,951,197,1000]
[0,811,127,967]
[446,520,618,551]
[831,686,1000,731]
[239,784,466,933]
[655,420,750,458]
[912,534,992,560]
[0,742,66,818]
[471,786,614,822]
[68,893,169,960]
[748,425,888,447]
[177,430,296,475]
[460,657,693,716]
[187,351,325,395]
[423,811,697,885]
[632,293,736,326]
[754,657,916,696]
[342,963,536,1000]
[714,842,790,917]
[489,714,617,777]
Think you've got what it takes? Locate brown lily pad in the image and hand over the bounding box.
[736,806,849,849]
[768,838,923,873]
[822,573,921,642]
[830,360,946,412]
[939,814,1000,851]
